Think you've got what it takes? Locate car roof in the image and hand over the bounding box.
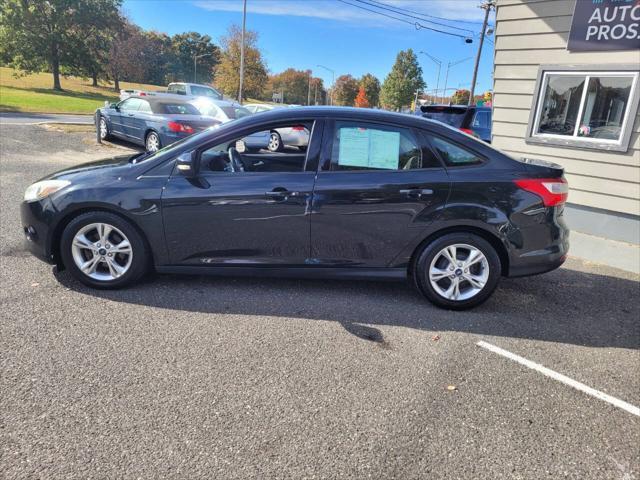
[169,82,217,88]
[224,106,447,130]
[190,97,243,108]
[420,104,490,111]
[129,94,192,105]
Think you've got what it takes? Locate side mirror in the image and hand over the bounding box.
[110,102,119,110]
[176,151,200,178]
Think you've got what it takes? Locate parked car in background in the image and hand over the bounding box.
[418,105,492,143]
[96,95,219,152]
[167,82,223,100]
[244,103,309,152]
[191,98,269,151]
[25,107,568,310]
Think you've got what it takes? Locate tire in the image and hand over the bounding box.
[268,131,283,152]
[145,131,161,152]
[413,232,501,310]
[98,115,112,141]
[60,211,149,289]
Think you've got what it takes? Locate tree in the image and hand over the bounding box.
[332,74,359,106]
[171,32,219,84]
[215,25,267,101]
[0,0,122,90]
[107,20,147,91]
[380,49,425,111]
[266,69,323,105]
[451,89,470,105]
[359,73,380,108]
[354,86,370,108]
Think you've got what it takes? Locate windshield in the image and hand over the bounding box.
[191,85,222,99]
[420,107,467,128]
[221,106,251,120]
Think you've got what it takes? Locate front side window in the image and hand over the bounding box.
[330,121,424,171]
[119,98,142,112]
[530,70,638,151]
[199,122,313,174]
[191,85,221,98]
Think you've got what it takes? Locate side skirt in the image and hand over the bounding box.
[155,265,407,282]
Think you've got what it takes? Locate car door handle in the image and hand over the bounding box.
[399,188,433,198]
[127,113,135,117]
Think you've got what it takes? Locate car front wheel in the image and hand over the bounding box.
[98,116,111,140]
[60,212,149,289]
[145,131,161,152]
[413,233,501,310]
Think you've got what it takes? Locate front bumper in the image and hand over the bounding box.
[21,200,56,264]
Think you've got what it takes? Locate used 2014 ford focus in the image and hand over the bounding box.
[21,107,569,309]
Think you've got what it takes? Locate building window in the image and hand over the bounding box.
[528,69,639,152]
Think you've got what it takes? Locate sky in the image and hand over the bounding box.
[122,0,496,96]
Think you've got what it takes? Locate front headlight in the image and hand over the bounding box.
[24,180,71,202]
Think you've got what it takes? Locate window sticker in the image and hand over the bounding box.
[369,129,400,169]
[337,127,400,169]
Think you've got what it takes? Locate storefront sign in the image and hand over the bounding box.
[568,0,640,51]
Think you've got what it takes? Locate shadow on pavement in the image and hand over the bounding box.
[54,261,640,350]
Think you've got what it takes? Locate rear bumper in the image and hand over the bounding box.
[506,209,570,278]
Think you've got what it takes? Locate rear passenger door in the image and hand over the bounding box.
[310,119,450,268]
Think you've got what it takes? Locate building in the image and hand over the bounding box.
[492,0,640,272]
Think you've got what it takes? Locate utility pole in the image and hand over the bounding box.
[238,0,247,104]
[419,51,442,104]
[469,0,494,106]
[317,64,335,106]
[307,71,312,106]
[442,57,472,104]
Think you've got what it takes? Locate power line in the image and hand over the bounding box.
[352,0,474,35]
[364,0,494,27]
[336,0,472,40]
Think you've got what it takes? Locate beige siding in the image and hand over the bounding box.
[493,0,640,216]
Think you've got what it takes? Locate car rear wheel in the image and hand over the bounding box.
[413,233,501,310]
[268,131,283,152]
[145,131,161,152]
[98,116,111,140]
[60,212,149,289]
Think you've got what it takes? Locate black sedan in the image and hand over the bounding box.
[22,107,569,309]
[96,95,219,152]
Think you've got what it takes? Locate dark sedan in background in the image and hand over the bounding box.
[23,107,568,310]
[96,95,220,152]
[418,105,492,143]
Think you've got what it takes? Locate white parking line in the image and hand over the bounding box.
[476,340,640,417]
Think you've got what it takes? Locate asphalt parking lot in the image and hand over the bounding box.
[1,122,639,479]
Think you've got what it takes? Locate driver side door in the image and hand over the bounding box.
[160,119,323,266]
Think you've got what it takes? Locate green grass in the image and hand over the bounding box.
[0,67,164,114]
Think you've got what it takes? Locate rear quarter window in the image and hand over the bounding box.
[428,135,484,167]
[420,107,467,128]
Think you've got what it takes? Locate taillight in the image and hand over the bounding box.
[514,177,568,207]
[167,121,194,134]
[291,125,305,131]
[460,128,474,135]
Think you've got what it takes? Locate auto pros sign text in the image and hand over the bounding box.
[568,0,640,51]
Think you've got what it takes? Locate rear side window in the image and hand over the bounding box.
[168,84,187,95]
[138,100,152,113]
[429,136,483,166]
[472,111,491,128]
[331,121,424,171]
[420,107,467,128]
[221,106,251,120]
[158,103,200,115]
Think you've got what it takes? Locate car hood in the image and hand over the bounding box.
[39,153,140,183]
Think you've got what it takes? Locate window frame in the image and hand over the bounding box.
[321,118,443,173]
[526,64,640,153]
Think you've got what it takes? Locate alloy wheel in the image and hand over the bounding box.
[146,133,160,152]
[428,243,489,301]
[71,223,133,281]
[268,132,280,151]
[99,118,108,139]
